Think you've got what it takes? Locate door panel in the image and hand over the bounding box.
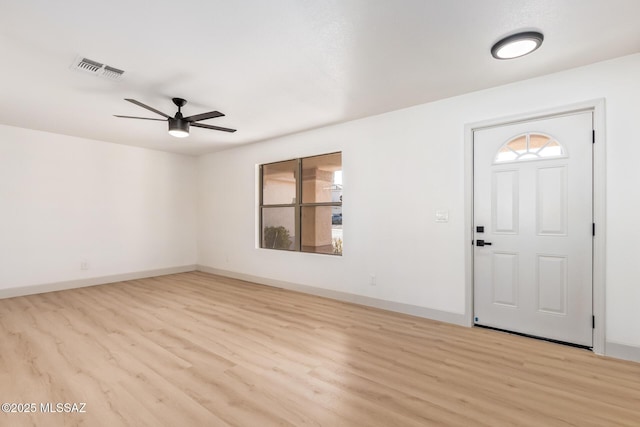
[474,112,593,347]
[492,170,519,233]
[536,166,567,235]
[492,252,519,307]
[537,255,567,314]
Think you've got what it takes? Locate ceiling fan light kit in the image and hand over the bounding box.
[491,31,544,59]
[115,97,236,138]
[168,118,190,138]
[167,98,190,138]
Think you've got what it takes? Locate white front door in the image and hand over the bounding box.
[473,112,593,347]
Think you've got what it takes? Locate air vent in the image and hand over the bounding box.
[70,56,125,81]
[76,58,102,73]
[102,65,125,80]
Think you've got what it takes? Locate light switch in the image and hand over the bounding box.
[435,210,449,223]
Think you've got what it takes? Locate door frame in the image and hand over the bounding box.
[463,99,606,355]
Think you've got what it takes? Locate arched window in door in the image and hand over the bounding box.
[494,133,566,163]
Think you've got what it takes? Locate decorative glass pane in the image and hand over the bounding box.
[495,150,518,162]
[262,160,297,205]
[529,134,550,151]
[495,133,566,163]
[262,207,296,250]
[539,140,564,158]
[301,206,342,255]
[546,140,560,147]
[301,153,342,204]
[507,136,527,153]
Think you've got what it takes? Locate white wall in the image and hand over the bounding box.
[198,53,640,350]
[0,125,197,290]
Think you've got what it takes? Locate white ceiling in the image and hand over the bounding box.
[1,0,639,156]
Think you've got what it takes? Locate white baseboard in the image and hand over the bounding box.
[0,265,197,299]
[196,265,468,326]
[5,265,637,364]
[605,341,640,363]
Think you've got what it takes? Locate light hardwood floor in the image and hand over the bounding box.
[0,271,638,426]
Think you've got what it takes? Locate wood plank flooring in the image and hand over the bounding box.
[0,271,639,426]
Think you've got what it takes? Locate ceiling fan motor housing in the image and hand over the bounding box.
[168,117,190,137]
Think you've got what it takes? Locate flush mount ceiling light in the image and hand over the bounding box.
[491,31,544,60]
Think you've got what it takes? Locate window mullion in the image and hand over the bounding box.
[296,158,302,252]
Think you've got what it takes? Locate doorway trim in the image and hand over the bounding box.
[463,99,606,355]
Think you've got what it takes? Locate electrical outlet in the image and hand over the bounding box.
[80,259,89,270]
[369,274,376,286]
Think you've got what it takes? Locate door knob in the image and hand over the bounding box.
[476,240,492,246]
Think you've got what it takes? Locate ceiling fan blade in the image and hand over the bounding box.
[184,110,225,122]
[125,99,172,119]
[114,115,166,121]
[191,122,237,133]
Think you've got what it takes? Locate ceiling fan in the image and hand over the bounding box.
[114,98,236,138]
